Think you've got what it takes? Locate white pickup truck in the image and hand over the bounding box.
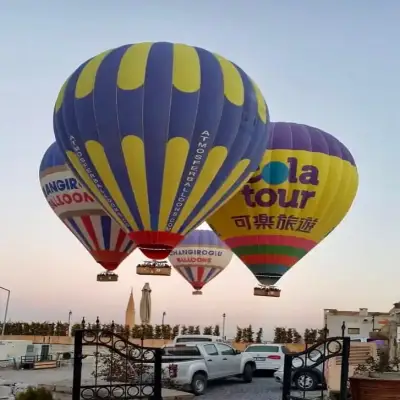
[162,342,256,395]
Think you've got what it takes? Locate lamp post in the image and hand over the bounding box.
[162,311,166,326]
[0,287,10,337]
[222,313,226,340]
[68,310,72,336]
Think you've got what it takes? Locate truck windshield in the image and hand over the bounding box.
[163,346,201,356]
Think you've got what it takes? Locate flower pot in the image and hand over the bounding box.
[350,374,400,400]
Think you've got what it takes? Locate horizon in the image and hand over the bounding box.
[1,1,399,340]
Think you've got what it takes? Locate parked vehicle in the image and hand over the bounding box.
[244,343,287,371]
[162,342,256,395]
[172,334,226,345]
[273,348,325,391]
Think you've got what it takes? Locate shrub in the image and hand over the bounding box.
[16,387,53,400]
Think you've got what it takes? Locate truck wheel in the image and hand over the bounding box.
[242,363,253,383]
[191,372,207,395]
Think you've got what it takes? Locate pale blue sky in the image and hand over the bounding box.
[0,1,398,338]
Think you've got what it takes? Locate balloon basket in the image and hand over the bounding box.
[254,286,281,297]
[192,290,203,295]
[136,261,171,276]
[97,272,118,282]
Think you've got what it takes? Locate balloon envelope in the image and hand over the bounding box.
[39,142,136,271]
[208,122,359,286]
[168,229,232,292]
[53,42,269,260]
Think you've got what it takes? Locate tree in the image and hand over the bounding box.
[213,325,220,336]
[187,326,195,334]
[256,328,263,343]
[273,327,288,343]
[131,325,143,339]
[161,324,172,339]
[71,323,82,336]
[143,325,154,339]
[292,329,302,343]
[286,328,294,344]
[180,325,188,335]
[154,325,162,339]
[244,325,254,343]
[317,328,329,342]
[235,327,243,343]
[121,325,130,338]
[171,325,180,339]
[203,326,212,335]
[194,326,200,334]
[303,328,318,344]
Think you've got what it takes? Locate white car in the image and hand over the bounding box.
[273,348,326,391]
[161,342,256,395]
[244,343,287,371]
[172,334,226,345]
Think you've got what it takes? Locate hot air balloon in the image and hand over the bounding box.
[53,42,270,264]
[168,229,232,295]
[208,122,359,296]
[39,142,137,282]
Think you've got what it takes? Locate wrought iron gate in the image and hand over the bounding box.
[72,319,163,400]
[281,336,350,400]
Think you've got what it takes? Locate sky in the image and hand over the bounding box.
[0,1,399,340]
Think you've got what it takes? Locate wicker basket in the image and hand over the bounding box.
[136,265,171,276]
[253,287,281,297]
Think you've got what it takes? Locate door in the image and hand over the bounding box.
[203,344,224,379]
[216,343,241,375]
[40,345,50,361]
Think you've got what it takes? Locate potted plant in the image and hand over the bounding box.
[350,347,400,400]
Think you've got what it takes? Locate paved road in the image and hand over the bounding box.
[0,366,324,400]
[201,376,282,400]
[200,373,325,400]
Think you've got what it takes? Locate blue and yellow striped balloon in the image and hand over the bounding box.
[53,42,270,260]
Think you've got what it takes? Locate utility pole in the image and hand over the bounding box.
[0,287,10,337]
[222,313,226,340]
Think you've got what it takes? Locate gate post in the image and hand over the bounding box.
[72,330,83,400]
[339,336,350,400]
[281,352,293,400]
[152,348,163,400]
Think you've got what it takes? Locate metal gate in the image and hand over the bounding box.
[281,336,350,400]
[72,319,163,400]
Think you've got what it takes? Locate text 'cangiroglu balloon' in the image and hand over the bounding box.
[168,229,232,295]
[53,42,270,260]
[39,142,136,279]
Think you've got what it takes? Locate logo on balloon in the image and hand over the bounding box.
[241,157,320,209]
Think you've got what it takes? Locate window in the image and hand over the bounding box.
[204,344,218,356]
[217,344,235,356]
[245,345,280,353]
[176,337,212,343]
[347,328,360,335]
[163,346,201,356]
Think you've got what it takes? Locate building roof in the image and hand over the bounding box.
[324,309,390,317]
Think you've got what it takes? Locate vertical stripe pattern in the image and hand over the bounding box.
[53,42,270,259]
